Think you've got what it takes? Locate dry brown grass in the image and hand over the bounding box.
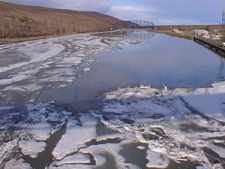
[151,25,225,40]
[0,2,128,39]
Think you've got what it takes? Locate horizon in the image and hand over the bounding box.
[2,0,225,25]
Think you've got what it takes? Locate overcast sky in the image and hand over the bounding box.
[3,0,225,25]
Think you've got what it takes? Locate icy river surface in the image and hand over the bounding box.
[1,30,225,169]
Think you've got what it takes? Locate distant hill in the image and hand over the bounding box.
[0,2,129,38]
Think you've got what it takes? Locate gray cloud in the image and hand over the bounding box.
[142,0,225,24]
[2,0,111,12]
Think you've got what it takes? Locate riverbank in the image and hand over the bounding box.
[0,33,76,45]
[150,25,225,39]
[0,2,128,40]
[0,29,125,45]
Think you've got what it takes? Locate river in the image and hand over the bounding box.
[0,30,225,169]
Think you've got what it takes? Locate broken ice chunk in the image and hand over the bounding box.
[146,151,170,169]
[19,140,46,158]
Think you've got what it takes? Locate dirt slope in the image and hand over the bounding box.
[0,1,128,38]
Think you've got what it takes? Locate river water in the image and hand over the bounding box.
[41,31,225,112]
[1,30,225,169]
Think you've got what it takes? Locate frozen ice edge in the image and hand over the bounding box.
[0,32,128,104]
[1,95,225,166]
[97,82,225,168]
[104,81,225,122]
[1,80,225,168]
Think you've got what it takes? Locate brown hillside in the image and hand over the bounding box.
[0,1,128,38]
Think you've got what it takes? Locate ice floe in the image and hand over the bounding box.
[93,84,225,168]
[0,103,72,168]
[146,151,170,168]
[0,33,130,104]
[19,140,46,158]
[0,139,18,165]
[0,92,225,169]
[54,153,94,167]
[4,159,32,169]
[52,118,96,160]
[1,31,225,168]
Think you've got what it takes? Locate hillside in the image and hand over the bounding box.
[0,1,128,38]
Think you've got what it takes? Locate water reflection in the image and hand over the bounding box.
[95,30,155,44]
[119,142,148,169]
[218,57,225,81]
[42,31,225,112]
[123,31,155,44]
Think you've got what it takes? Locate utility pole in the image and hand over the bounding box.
[222,10,225,25]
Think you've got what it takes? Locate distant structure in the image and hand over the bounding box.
[130,20,155,27]
[222,11,225,25]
